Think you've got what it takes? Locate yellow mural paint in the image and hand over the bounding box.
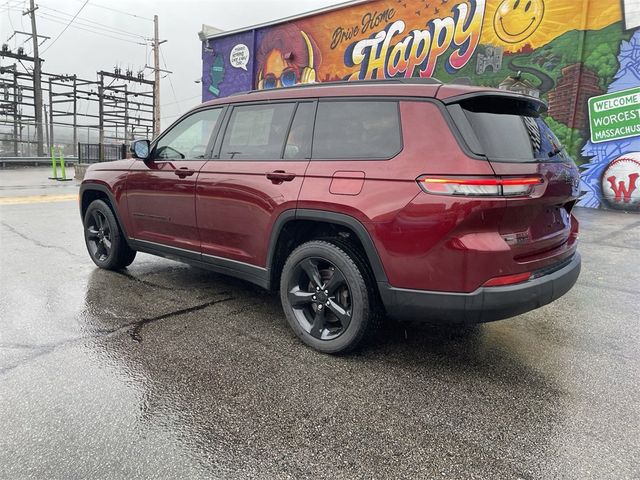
[493,0,545,44]
[482,0,622,51]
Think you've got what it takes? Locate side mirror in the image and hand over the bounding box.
[131,139,151,160]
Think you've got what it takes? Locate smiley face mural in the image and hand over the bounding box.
[201,0,638,211]
[493,0,545,43]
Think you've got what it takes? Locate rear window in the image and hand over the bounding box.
[449,96,568,162]
[312,101,402,160]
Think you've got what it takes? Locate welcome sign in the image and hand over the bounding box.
[588,87,640,143]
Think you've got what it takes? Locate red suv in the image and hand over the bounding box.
[80,79,581,353]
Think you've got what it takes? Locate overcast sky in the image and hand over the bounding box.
[1,0,346,131]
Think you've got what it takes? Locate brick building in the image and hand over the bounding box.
[548,63,603,129]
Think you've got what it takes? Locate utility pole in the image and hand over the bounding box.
[24,0,44,156]
[149,15,169,137]
[153,15,161,137]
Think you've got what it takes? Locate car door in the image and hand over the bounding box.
[196,100,315,269]
[126,107,224,253]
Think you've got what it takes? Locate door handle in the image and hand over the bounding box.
[175,167,196,178]
[266,170,296,184]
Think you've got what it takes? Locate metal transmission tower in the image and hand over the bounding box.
[0,64,20,156]
[47,74,100,156]
[1,4,158,157]
[97,68,154,157]
[0,48,41,156]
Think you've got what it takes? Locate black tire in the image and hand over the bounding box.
[280,240,380,354]
[83,199,136,270]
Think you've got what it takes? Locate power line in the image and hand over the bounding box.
[37,11,146,42]
[36,13,144,45]
[37,4,147,40]
[0,0,22,8]
[0,4,21,17]
[41,0,89,54]
[162,94,201,107]
[6,4,16,45]
[5,1,16,23]
[65,0,152,22]
[160,112,183,121]
[19,0,25,32]
[0,0,22,13]
[160,49,181,112]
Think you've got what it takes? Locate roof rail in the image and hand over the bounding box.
[229,77,442,97]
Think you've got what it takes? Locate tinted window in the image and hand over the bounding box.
[451,97,568,162]
[220,103,295,160]
[312,101,402,159]
[284,102,315,160]
[154,108,222,160]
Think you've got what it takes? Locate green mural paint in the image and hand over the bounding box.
[208,54,225,97]
[588,86,640,143]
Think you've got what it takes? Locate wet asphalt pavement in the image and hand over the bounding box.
[0,168,638,479]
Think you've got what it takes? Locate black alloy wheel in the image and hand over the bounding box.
[83,199,136,270]
[287,256,352,341]
[86,209,112,263]
[280,240,379,353]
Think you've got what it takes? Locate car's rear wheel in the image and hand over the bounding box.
[83,199,136,270]
[280,240,379,354]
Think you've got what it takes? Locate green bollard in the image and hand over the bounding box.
[48,146,59,180]
[57,147,72,181]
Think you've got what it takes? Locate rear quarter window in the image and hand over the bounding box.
[312,100,402,160]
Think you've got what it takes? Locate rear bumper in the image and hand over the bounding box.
[379,252,581,323]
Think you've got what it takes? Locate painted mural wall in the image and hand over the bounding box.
[202,0,640,211]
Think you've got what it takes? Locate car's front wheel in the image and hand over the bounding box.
[83,199,136,270]
[280,240,379,354]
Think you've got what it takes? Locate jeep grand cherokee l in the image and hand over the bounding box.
[80,79,581,353]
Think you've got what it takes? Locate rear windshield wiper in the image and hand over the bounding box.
[548,145,565,158]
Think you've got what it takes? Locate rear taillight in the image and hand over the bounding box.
[417,176,544,197]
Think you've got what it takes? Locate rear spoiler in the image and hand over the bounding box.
[440,91,548,114]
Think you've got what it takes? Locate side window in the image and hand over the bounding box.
[154,108,222,160]
[312,101,402,160]
[284,102,315,160]
[219,103,295,160]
